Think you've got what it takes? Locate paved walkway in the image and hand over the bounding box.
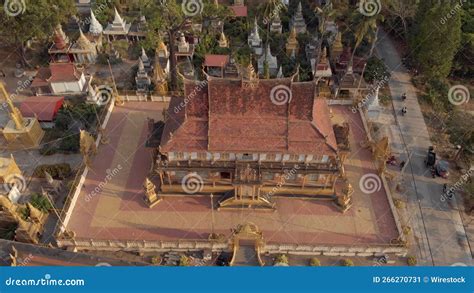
[376,29,472,266]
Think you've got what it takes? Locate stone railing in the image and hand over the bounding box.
[57,238,407,257]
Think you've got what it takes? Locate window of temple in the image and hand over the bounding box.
[322,155,329,163]
[263,173,274,180]
[266,154,276,161]
[220,172,231,179]
[175,152,184,160]
[308,174,320,181]
[289,154,299,161]
[221,153,230,160]
[197,152,207,160]
[241,153,253,160]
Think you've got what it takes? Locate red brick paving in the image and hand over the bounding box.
[66,102,399,247]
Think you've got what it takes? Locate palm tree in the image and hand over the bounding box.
[350,12,385,63]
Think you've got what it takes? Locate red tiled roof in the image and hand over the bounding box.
[336,47,366,73]
[20,96,64,121]
[31,63,82,87]
[161,78,337,155]
[204,54,229,67]
[230,5,248,17]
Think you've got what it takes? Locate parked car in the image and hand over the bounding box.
[435,160,450,179]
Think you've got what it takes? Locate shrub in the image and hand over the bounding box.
[309,257,321,266]
[407,256,417,266]
[150,256,161,265]
[33,164,72,179]
[341,259,354,266]
[274,254,289,265]
[179,255,191,266]
[30,194,53,213]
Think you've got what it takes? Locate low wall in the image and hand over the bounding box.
[57,238,407,257]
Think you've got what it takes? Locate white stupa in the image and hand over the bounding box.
[89,9,103,35]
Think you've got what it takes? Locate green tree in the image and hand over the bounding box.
[0,0,76,66]
[349,11,384,62]
[364,56,390,83]
[453,1,474,78]
[410,1,462,79]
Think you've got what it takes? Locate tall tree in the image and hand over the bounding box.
[349,11,384,62]
[0,0,76,66]
[410,0,462,79]
[383,0,418,38]
[143,0,230,90]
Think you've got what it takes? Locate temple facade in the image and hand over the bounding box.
[152,69,350,211]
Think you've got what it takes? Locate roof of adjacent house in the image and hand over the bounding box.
[20,96,64,122]
[160,77,338,156]
[31,63,83,87]
[230,5,248,17]
[204,54,229,67]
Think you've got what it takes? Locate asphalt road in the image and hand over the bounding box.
[376,29,472,266]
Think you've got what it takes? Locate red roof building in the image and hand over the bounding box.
[161,76,337,156]
[31,63,90,95]
[20,96,64,122]
[230,5,248,17]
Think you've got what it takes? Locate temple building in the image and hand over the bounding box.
[290,2,307,34]
[218,31,229,48]
[335,47,367,75]
[335,62,368,99]
[140,47,152,71]
[31,63,92,96]
[270,13,283,34]
[248,18,262,55]
[152,68,350,211]
[204,54,230,78]
[175,33,195,62]
[48,24,72,63]
[103,7,131,41]
[88,9,103,36]
[286,27,299,56]
[330,31,343,62]
[136,59,151,94]
[70,28,98,64]
[0,84,44,149]
[258,45,278,77]
[155,41,170,76]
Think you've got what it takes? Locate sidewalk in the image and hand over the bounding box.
[375,29,472,266]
